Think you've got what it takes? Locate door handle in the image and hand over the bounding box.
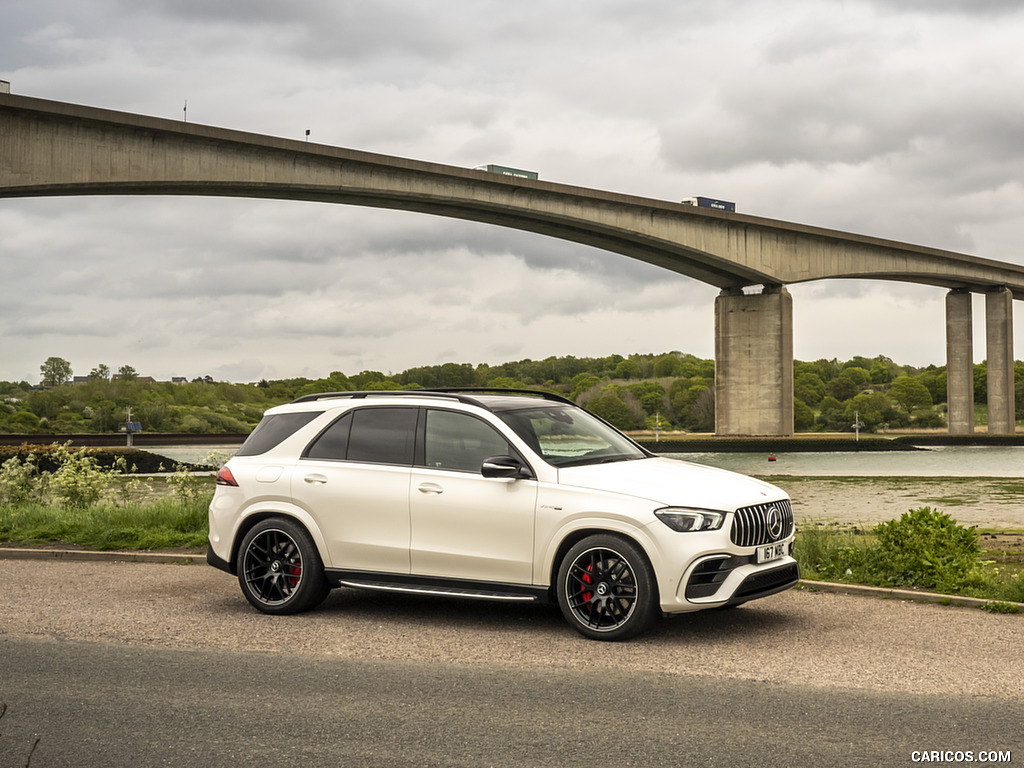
[417,482,444,495]
[303,474,328,485]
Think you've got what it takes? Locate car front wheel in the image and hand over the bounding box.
[236,517,330,615]
[556,534,658,641]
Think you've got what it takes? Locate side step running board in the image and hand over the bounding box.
[339,579,539,603]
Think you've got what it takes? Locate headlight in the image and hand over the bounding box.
[655,507,725,532]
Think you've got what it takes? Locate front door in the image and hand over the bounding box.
[409,409,537,585]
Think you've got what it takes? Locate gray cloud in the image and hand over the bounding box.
[3,0,1024,382]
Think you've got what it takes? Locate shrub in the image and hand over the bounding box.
[49,443,107,508]
[870,507,983,592]
[0,452,42,504]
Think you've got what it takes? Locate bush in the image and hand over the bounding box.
[49,443,107,508]
[870,507,984,592]
[0,452,42,504]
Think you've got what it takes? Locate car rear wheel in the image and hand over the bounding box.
[237,517,330,614]
[556,534,657,641]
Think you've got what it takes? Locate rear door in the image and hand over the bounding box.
[296,406,416,573]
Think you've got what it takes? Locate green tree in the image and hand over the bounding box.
[844,391,892,431]
[888,376,933,414]
[89,364,111,381]
[614,359,641,380]
[585,392,635,430]
[816,396,847,431]
[794,398,815,431]
[653,354,682,378]
[40,357,72,387]
[118,365,138,382]
[826,377,857,402]
[794,372,826,406]
[974,363,987,404]
[569,373,601,401]
[628,381,666,415]
[841,367,871,387]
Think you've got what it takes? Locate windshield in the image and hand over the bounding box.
[494,404,650,467]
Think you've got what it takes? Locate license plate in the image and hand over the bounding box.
[756,542,786,564]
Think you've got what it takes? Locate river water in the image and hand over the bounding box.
[149,444,1024,529]
[152,444,1024,478]
[662,445,1024,478]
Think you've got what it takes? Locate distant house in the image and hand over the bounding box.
[72,376,90,386]
[171,377,188,385]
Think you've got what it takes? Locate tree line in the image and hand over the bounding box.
[2,352,1023,435]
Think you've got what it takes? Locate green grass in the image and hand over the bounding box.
[0,494,210,550]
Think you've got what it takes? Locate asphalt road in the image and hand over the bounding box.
[1,558,1022,767]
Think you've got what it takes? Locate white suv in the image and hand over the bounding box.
[208,389,798,640]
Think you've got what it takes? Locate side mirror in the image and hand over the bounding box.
[481,455,531,479]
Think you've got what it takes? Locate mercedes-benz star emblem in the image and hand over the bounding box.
[765,506,783,540]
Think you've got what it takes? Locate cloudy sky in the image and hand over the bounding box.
[3,0,1024,384]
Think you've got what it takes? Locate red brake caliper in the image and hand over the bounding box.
[581,563,593,602]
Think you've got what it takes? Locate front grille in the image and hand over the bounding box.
[730,499,794,547]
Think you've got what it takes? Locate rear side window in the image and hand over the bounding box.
[303,412,352,460]
[236,411,323,456]
[347,407,417,465]
[304,407,418,466]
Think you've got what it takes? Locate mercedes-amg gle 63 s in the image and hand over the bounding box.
[208,389,798,640]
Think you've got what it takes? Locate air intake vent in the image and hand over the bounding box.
[730,500,794,547]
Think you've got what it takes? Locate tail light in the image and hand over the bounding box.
[216,466,239,487]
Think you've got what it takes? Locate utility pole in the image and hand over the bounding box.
[852,411,865,442]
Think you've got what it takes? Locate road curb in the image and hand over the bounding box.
[0,547,204,565]
[2,546,1021,611]
[794,580,1024,610]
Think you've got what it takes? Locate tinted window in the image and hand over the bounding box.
[424,410,510,472]
[236,411,323,456]
[303,412,353,460]
[346,407,417,465]
[496,404,648,467]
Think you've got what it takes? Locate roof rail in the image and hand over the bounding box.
[426,387,575,405]
[289,388,574,406]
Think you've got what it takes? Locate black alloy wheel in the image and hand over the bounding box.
[237,517,330,615]
[556,534,657,641]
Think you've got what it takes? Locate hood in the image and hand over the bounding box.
[556,456,786,510]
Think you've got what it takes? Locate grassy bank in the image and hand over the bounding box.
[796,513,1024,609]
[0,495,210,550]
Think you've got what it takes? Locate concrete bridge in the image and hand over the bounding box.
[2,87,1021,436]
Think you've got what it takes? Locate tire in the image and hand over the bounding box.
[236,517,331,615]
[556,534,658,641]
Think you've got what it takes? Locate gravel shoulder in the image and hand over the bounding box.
[1,557,1021,701]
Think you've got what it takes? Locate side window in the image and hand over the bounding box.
[236,411,323,456]
[303,412,353,460]
[346,407,417,466]
[424,410,510,472]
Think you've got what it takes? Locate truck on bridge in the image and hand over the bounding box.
[682,196,736,212]
[475,163,539,180]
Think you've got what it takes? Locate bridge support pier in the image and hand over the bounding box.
[985,287,1016,435]
[945,287,1016,435]
[945,289,975,435]
[714,285,794,436]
